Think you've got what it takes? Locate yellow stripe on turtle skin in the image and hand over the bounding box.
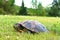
[18,30,23,32]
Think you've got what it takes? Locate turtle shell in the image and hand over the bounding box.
[18,20,48,33]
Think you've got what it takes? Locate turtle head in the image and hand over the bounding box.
[13,23,24,32]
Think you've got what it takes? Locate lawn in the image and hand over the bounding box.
[0,15,60,40]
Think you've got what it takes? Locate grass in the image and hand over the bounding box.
[0,15,60,40]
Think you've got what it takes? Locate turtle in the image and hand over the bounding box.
[13,20,48,33]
